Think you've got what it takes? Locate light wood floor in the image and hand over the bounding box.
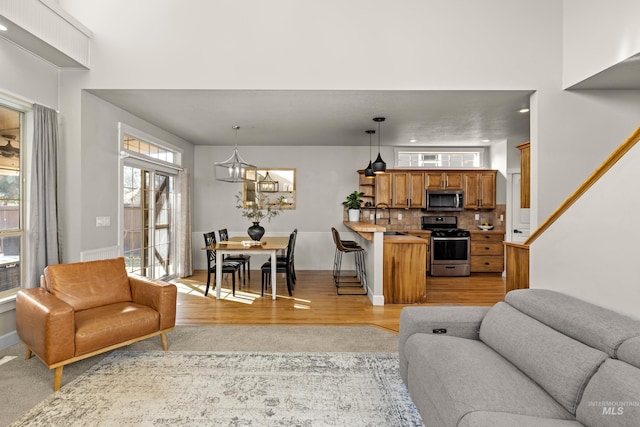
[174,270,506,333]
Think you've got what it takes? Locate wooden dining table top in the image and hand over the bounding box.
[208,236,289,251]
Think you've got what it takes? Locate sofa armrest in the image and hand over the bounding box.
[129,276,177,330]
[398,306,491,383]
[16,288,75,365]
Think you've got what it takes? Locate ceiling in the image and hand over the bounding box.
[569,52,640,90]
[88,89,533,148]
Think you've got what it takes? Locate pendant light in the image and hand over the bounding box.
[372,117,387,173]
[214,125,257,183]
[364,130,376,177]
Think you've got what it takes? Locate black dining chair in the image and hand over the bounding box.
[203,232,242,297]
[276,228,297,286]
[261,230,296,297]
[218,228,251,285]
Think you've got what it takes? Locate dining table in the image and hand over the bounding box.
[210,235,290,300]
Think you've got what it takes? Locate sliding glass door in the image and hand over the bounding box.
[123,166,175,280]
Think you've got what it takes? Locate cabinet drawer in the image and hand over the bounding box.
[471,256,505,272]
[471,233,504,243]
[471,242,504,256]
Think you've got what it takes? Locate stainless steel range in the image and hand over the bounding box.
[422,216,470,277]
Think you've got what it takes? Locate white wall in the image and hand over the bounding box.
[563,0,640,88]
[531,133,640,319]
[192,145,368,270]
[80,92,195,252]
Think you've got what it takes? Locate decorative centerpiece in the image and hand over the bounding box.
[235,192,285,241]
[342,191,365,222]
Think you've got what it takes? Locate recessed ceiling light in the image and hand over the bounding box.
[409,139,418,143]
[0,24,8,32]
[482,139,491,143]
[518,108,530,113]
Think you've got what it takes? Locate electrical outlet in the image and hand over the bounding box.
[398,213,403,220]
[369,214,374,220]
[474,214,480,221]
[376,213,381,219]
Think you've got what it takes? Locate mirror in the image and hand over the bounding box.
[243,168,296,209]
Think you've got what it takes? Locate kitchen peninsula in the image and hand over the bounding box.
[343,221,429,305]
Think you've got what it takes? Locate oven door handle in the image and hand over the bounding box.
[432,237,469,241]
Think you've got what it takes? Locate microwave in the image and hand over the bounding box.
[425,189,464,212]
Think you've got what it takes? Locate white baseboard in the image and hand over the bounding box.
[0,330,19,350]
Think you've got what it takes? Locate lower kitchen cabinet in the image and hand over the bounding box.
[383,236,428,303]
[470,232,505,273]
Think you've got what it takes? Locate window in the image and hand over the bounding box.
[0,104,23,294]
[396,149,484,168]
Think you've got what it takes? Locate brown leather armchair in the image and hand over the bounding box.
[16,257,177,391]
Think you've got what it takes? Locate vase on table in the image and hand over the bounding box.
[248,222,265,241]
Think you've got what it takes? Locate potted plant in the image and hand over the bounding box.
[342,191,365,222]
[235,192,285,241]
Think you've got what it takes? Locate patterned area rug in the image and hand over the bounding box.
[10,351,424,426]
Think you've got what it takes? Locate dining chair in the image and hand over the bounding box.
[276,228,297,286]
[218,228,251,284]
[203,232,242,297]
[261,230,295,297]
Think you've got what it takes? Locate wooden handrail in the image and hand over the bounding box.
[525,126,640,245]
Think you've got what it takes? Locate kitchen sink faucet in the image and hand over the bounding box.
[374,203,391,225]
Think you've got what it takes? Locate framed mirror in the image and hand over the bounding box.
[243,168,296,209]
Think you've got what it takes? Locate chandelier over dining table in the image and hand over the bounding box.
[214,125,257,183]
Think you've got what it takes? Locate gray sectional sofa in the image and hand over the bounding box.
[399,289,640,427]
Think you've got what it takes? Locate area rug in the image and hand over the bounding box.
[10,351,424,427]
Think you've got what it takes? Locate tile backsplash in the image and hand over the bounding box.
[344,205,506,232]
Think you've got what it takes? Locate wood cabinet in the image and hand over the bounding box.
[375,173,392,206]
[516,142,530,208]
[425,171,463,190]
[464,171,496,209]
[383,236,428,303]
[392,172,424,208]
[470,232,504,273]
[406,231,430,272]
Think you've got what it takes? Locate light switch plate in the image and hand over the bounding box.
[96,216,111,227]
[474,214,480,221]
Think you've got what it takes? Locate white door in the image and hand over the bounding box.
[510,173,530,244]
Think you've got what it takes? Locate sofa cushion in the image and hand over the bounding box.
[479,302,608,414]
[459,411,584,427]
[506,289,640,357]
[45,257,132,311]
[74,302,159,356]
[617,336,640,369]
[576,359,640,427]
[404,333,573,426]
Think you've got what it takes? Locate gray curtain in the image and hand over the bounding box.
[29,104,60,287]
[176,168,192,277]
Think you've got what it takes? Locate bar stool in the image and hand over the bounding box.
[330,227,367,295]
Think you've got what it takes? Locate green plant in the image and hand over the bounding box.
[342,191,365,210]
[235,192,285,223]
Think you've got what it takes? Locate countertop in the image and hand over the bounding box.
[383,234,429,244]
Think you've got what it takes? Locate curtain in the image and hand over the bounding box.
[28,104,60,287]
[175,168,192,277]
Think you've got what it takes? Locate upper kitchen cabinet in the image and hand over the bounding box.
[464,170,496,209]
[516,142,531,208]
[425,171,463,190]
[392,172,425,208]
[375,173,393,206]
